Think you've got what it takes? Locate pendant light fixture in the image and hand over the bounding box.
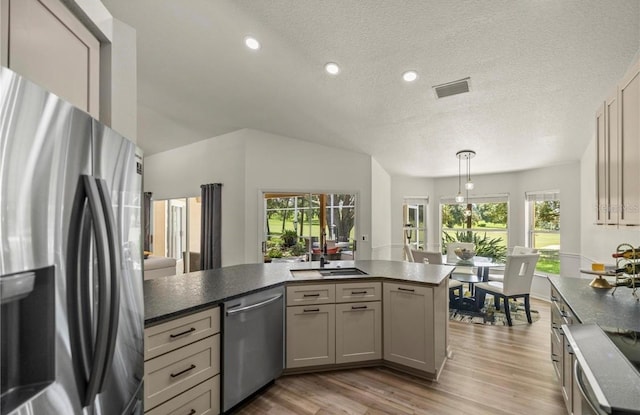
[455,153,464,203]
[455,150,476,211]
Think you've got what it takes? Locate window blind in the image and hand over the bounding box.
[525,191,559,202]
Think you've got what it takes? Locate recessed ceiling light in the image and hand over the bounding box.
[325,62,340,75]
[244,36,261,50]
[403,70,418,82]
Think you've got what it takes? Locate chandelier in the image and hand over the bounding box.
[455,150,476,217]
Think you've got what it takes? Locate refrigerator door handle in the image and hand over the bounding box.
[94,178,121,392]
[67,175,113,407]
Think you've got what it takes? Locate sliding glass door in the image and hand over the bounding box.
[262,192,357,262]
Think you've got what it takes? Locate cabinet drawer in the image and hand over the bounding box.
[145,334,220,411]
[335,282,380,303]
[145,376,219,415]
[145,307,220,360]
[287,284,335,306]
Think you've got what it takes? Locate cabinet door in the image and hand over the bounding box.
[618,61,640,225]
[335,302,381,364]
[383,282,434,372]
[605,91,619,225]
[2,0,100,117]
[286,304,335,368]
[595,102,607,224]
[562,334,574,414]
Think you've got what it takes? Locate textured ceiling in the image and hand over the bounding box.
[101,0,640,177]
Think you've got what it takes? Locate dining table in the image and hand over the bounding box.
[446,256,504,310]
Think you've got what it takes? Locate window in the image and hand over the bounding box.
[151,197,201,274]
[526,191,560,274]
[402,198,428,252]
[263,192,357,261]
[440,194,509,261]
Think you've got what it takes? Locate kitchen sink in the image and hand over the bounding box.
[290,267,368,279]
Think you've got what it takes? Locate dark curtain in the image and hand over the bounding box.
[143,192,152,252]
[200,183,222,270]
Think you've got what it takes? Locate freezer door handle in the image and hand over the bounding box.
[95,178,121,393]
[66,175,114,407]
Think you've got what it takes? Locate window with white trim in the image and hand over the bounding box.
[440,194,509,261]
[525,191,560,274]
[403,198,428,252]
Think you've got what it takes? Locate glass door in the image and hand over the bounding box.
[262,192,357,262]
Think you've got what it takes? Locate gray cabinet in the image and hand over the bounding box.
[286,303,336,368]
[286,282,382,369]
[550,286,577,415]
[1,0,100,117]
[383,282,447,377]
[144,307,220,414]
[595,59,640,226]
[335,301,382,364]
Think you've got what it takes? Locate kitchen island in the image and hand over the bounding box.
[548,276,640,415]
[144,260,454,325]
[143,260,454,414]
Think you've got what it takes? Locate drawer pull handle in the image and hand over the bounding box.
[170,364,196,378]
[303,308,320,312]
[398,287,415,292]
[351,305,368,310]
[169,327,196,338]
[550,295,558,302]
[351,291,367,294]
[303,293,320,297]
[186,410,196,415]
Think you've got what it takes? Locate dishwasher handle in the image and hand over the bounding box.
[226,294,283,316]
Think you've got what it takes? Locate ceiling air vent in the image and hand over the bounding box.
[433,77,470,99]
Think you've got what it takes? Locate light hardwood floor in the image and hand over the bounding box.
[235,298,566,415]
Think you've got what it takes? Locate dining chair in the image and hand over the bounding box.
[411,249,464,306]
[445,242,475,264]
[411,249,443,265]
[474,253,540,326]
[488,246,538,282]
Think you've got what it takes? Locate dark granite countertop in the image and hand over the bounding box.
[145,260,454,326]
[548,276,640,332]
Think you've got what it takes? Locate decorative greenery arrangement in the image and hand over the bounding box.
[265,233,306,259]
[443,231,507,262]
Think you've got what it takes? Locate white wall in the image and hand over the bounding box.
[580,133,640,266]
[143,130,246,266]
[243,129,372,263]
[390,163,580,299]
[144,128,373,266]
[371,158,391,259]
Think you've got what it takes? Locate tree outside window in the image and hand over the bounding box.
[441,195,509,261]
[526,191,560,274]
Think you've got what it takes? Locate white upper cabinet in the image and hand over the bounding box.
[1,0,100,118]
[595,59,640,226]
[618,60,640,226]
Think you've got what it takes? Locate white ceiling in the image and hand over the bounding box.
[101,0,640,177]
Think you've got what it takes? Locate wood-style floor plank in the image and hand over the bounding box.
[235,298,566,414]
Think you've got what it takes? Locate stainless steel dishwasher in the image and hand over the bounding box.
[223,285,284,413]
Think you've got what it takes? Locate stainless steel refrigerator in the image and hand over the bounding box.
[0,67,144,414]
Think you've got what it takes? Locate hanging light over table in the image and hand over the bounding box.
[455,150,476,215]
